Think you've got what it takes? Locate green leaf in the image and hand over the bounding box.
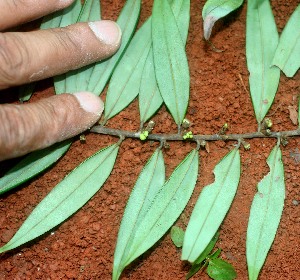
[113,149,165,280]
[87,0,141,95]
[186,233,219,280]
[18,83,35,102]
[49,0,82,94]
[202,0,244,40]
[209,248,222,260]
[40,0,81,30]
[64,0,101,93]
[116,149,198,276]
[246,0,280,123]
[182,148,240,262]
[139,0,190,125]
[0,141,71,196]
[103,18,152,122]
[152,0,190,126]
[272,4,300,77]
[0,143,119,253]
[139,49,163,126]
[207,258,237,280]
[246,144,285,280]
[171,226,185,248]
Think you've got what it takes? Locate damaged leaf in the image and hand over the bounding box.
[246,143,285,280]
[202,0,244,40]
[182,148,240,262]
[272,4,300,77]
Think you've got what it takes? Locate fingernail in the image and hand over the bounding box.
[88,20,122,46]
[74,92,104,116]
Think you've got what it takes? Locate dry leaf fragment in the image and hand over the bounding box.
[287,105,298,125]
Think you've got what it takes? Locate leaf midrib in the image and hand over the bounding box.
[186,148,238,261]
[1,145,118,251]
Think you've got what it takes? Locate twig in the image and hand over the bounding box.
[91,126,300,143]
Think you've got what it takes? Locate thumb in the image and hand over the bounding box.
[0,92,103,161]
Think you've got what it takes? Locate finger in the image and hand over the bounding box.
[0,0,75,30]
[0,20,121,89]
[0,92,103,161]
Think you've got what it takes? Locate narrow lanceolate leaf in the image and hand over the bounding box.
[41,0,81,30]
[47,0,82,94]
[246,0,280,123]
[103,18,152,122]
[202,0,244,40]
[65,0,101,93]
[182,148,240,262]
[246,144,285,280]
[139,49,163,126]
[0,143,120,253]
[272,5,300,77]
[152,0,190,126]
[121,150,199,270]
[0,141,71,195]
[88,0,141,95]
[113,149,165,280]
[139,0,190,125]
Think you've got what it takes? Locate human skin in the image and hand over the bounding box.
[0,0,122,161]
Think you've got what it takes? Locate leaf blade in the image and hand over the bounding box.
[272,4,300,77]
[64,0,102,93]
[202,0,244,40]
[125,149,199,266]
[88,0,141,95]
[113,149,165,280]
[103,18,152,122]
[207,258,237,280]
[152,0,190,126]
[0,141,71,195]
[246,0,280,123]
[246,144,285,280]
[182,148,240,262]
[139,0,190,125]
[0,143,119,253]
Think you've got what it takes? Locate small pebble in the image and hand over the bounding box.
[292,199,299,206]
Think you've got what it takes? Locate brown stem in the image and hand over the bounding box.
[90,126,300,143]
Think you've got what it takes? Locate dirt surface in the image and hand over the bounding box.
[0,0,299,279]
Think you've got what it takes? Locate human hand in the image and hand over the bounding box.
[0,0,122,161]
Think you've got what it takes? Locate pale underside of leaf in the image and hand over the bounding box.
[182,148,240,262]
[103,18,152,122]
[64,0,101,93]
[246,0,280,123]
[272,4,300,77]
[0,143,119,253]
[139,0,190,125]
[202,0,244,40]
[0,141,71,195]
[246,144,285,280]
[113,149,165,280]
[40,0,81,30]
[123,149,199,267]
[49,0,82,94]
[87,0,141,95]
[152,0,190,126]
